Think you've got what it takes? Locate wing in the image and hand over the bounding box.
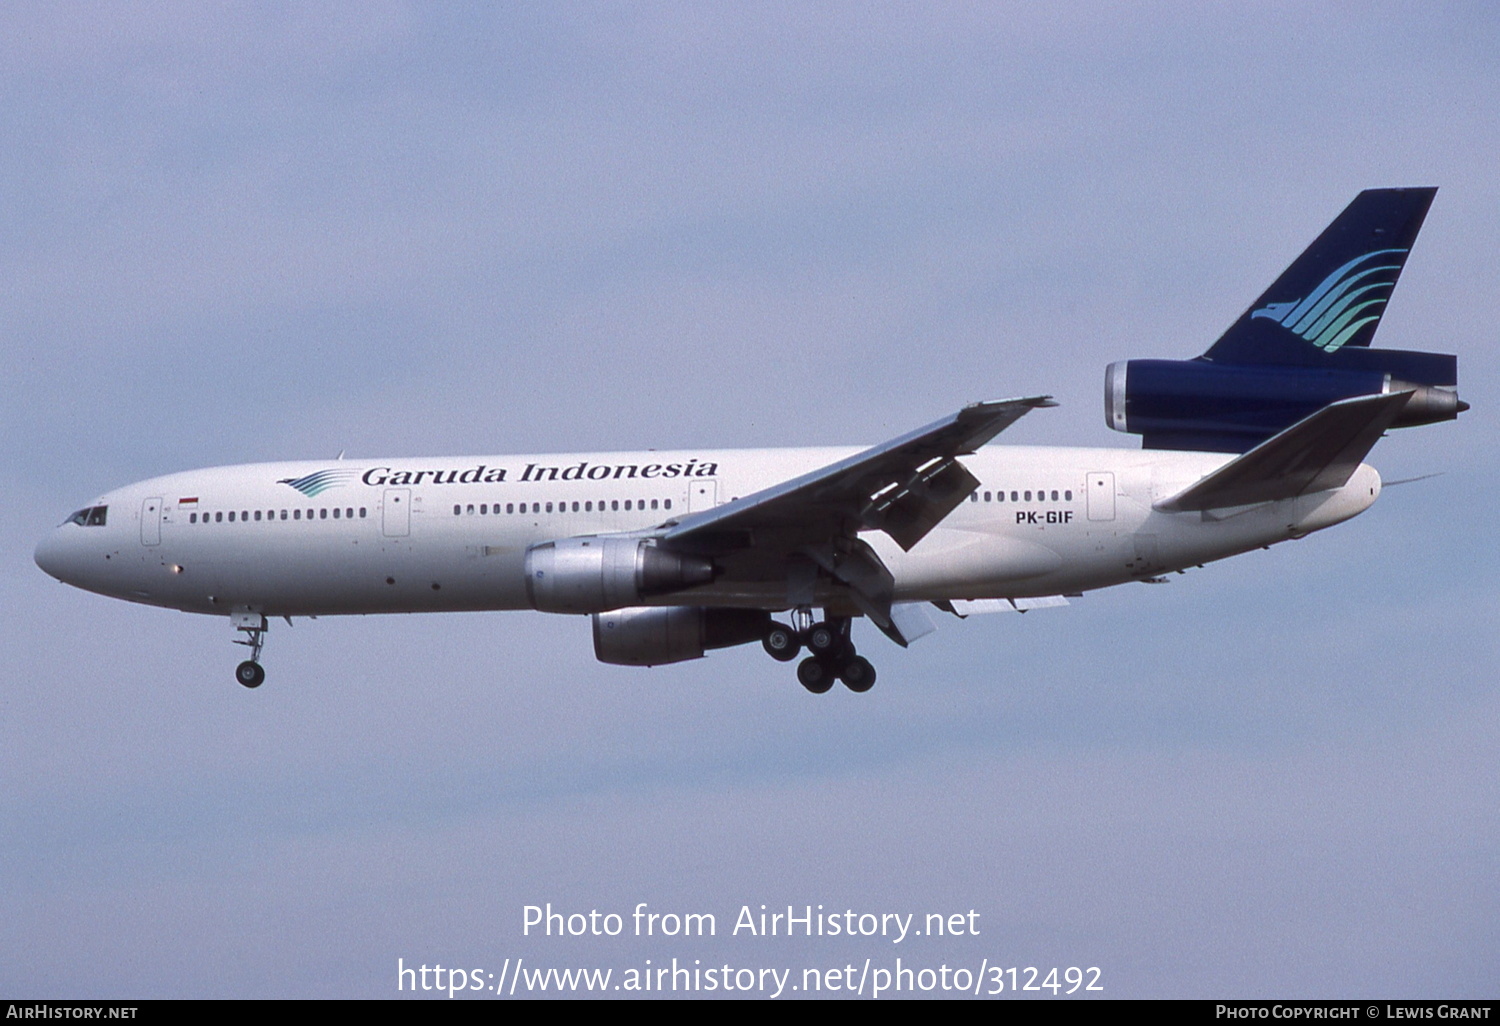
[656,396,1055,639]
[662,396,1054,551]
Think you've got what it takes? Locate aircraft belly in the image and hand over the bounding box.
[151,531,534,617]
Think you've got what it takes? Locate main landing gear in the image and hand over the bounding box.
[232,611,267,688]
[763,611,877,694]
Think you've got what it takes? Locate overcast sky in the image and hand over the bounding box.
[2,2,1496,999]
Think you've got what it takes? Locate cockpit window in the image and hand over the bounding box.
[63,506,109,527]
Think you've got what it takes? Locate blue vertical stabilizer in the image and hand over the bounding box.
[1105,188,1462,452]
[1205,188,1435,365]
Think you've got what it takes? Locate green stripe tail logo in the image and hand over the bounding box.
[1250,248,1408,352]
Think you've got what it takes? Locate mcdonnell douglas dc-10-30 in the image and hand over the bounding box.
[35,189,1464,693]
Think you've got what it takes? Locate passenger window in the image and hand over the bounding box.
[506,503,514,514]
[532,503,540,514]
[1010,491,1018,502]
[242,511,248,521]
[1065,490,1073,501]
[254,511,262,521]
[650,499,658,510]
[359,508,365,518]
[545,502,553,513]
[1051,490,1059,501]
[454,505,461,516]
[333,508,341,519]
[984,491,991,502]
[282,510,289,520]
[970,492,978,503]
[1024,491,1032,502]
[480,504,487,515]
[229,511,236,522]
[293,509,301,520]
[189,513,197,524]
[466,504,474,515]
[664,499,671,510]
[612,500,619,511]
[320,508,327,520]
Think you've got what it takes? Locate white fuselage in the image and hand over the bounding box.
[34,443,1381,621]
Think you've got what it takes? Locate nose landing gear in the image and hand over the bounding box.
[765,611,877,694]
[231,610,267,688]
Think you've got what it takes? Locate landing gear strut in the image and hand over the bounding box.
[232,611,267,688]
[766,610,876,694]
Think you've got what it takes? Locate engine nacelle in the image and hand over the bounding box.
[524,536,715,614]
[592,606,771,666]
[1106,357,1463,452]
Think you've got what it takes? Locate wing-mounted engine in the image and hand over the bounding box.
[592,606,770,666]
[524,537,715,614]
[1106,188,1464,454]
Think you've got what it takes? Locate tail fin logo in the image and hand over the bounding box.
[277,469,360,497]
[1251,248,1408,352]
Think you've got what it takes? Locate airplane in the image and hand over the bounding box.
[34,188,1464,694]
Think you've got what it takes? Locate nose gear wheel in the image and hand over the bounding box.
[231,611,268,688]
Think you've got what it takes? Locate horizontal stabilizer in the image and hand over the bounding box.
[1155,391,1411,513]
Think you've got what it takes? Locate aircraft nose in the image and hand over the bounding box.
[34,529,79,583]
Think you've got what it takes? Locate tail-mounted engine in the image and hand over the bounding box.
[1105,188,1464,453]
[1106,355,1464,453]
[524,536,715,614]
